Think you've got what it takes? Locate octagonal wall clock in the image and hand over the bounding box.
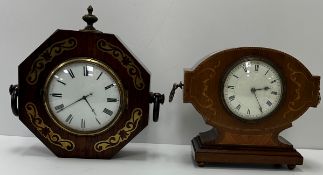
[169,47,320,169]
[9,6,164,159]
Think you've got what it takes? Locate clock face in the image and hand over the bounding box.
[44,58,124,134]
[223,58,283,120]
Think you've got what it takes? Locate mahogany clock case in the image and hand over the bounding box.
[15,29,152,158]
[183,47,320,168]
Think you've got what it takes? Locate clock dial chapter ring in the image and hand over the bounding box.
[222,57,284,121]
[43,57,126,135]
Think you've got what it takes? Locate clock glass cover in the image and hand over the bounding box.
[44,58,123,134]
[223,58,283,120]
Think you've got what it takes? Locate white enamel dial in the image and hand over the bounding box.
[223,59,283,120]
[45,59,123,134]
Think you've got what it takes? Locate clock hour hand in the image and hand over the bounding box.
[251,88,263,113]
[254,86,270,91]
[57,93,93,113]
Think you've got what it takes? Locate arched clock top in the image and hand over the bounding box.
[184,47,320,132]
[182,47,320,168]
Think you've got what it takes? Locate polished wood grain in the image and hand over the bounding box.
[184,47,320,169]
[18,30,151,158]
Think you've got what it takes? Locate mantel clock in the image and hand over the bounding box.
[170,47,320,169]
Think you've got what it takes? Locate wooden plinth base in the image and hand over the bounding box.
[192,136,303,170]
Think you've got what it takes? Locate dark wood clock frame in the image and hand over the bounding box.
[183,47,320,169]
[9,7,164,159]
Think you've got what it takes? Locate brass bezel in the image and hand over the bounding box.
[43,57,126,135]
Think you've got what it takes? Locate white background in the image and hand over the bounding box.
[0,0,322,149]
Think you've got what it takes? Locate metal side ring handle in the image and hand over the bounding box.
[149,93,165,122]
[9,84,19,116]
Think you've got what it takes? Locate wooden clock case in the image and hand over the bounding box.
[182,47,320,169]
[9,7,164,159]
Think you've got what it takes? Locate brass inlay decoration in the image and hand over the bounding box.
[94,108,142,152]
[26,37,77,85]
[25,102,75,151]
[202,77,213,108]
[283,63,309,118]
[97,39,145,90]
[191,61,220,111]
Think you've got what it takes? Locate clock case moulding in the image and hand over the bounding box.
[169,47,320,170]
[9,6,164,159]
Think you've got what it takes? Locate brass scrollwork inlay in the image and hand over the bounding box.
[26,37,77,85]
[25,102,75,151]
[283,63,309,118]
[191,61,221,110]
[94,108,142,152]
[97,39,145,90]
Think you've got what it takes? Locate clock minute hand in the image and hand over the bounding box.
[57,93,93,113]
[83,96,97,116]
[251,88,263,113]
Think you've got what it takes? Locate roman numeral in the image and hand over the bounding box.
[242,65,247,72]
[265,69,269,75]
[233,74,239,79]
[266,100,272,106]
[247,109,250,115]
[107,98,118,102]
[96,72,103,80]
[229,95,235,101]
[68,69,75,78]
[235,104,241,110]
[55,104,64,111]
[65,114,73,124]
[57,80,66,85]
[51,93,62,98]
[103,108,113,116]
[255,64,259,71]
[81,118,86,129]
[271,91,278,95]
[83,66,89,76]
[227,86,234,89]
[271,79,277,84]
[105,84,115,90]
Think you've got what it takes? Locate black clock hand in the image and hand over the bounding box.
[83,96,97,116]
[254,86,270,91]
[57,93,93,113]
[251,88,263,113]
